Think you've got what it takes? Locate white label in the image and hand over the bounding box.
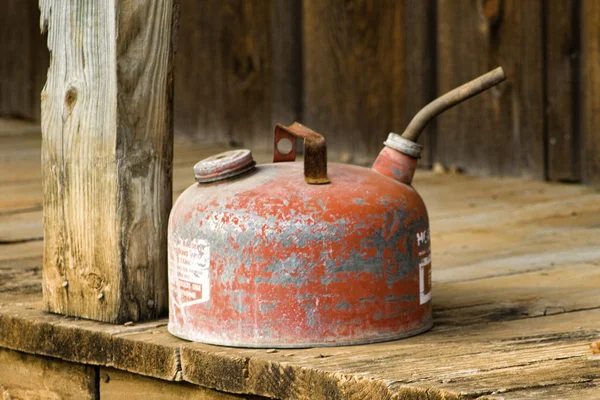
[417,229,430,246]
[417,229,432,305]
[169,237,211,307]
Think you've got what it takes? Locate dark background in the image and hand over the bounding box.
[1,0,598,183]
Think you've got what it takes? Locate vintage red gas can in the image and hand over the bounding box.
[168,67,505,347]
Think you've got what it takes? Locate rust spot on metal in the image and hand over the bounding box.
[168,162,432,347]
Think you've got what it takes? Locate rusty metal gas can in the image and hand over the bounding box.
[168,67,506,348]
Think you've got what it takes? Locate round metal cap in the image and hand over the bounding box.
[194,149,256,183]
[383,133,423,159]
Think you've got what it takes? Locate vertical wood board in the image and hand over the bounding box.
[0,1,49,121]
[580,0,600,184]
[436,0,545,179]
[0,1,34,120]
[270,0,303,132]
[303,0,436,165]
[0,347,97,400]
[303,0,404,164]
[401,0,437,166]
[545,0,580,182]
[174,0,301,151]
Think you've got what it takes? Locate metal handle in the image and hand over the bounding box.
[273,122,330,184]
[401,67,506,141]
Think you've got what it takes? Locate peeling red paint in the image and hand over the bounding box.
[168,157,432,348]
[371,146,418,185]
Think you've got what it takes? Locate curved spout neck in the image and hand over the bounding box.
[402,67,506,142]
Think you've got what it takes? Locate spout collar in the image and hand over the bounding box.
[383,133,422,159]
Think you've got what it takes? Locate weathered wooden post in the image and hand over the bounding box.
[39,0,178,323]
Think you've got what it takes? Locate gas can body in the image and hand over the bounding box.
[167,160,432,348]
[167,67,507,348]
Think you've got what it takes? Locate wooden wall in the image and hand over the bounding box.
[174,0,302,151]
[0,0,49,120]
[1,0,599,184]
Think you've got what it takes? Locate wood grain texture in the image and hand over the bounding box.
[580,0,600,184]
[402,0,437,167]
[506,382,600,400]
[545,0,580,182]
[0,241,42,297]
[2,119,600,398]
[0,1,49,121]
[39,0,178,323]
[0,347,97,400]
[303,0,404,165]
[269,0,303,133]
[100,368,256,400]
[174,0,300,151]
[0,1,33,120]
[436,0,545,179]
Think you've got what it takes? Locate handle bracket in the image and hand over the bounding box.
[273,122,330,184]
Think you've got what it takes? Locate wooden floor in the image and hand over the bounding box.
[1,118,599,399]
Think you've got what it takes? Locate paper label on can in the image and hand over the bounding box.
[417,229,432,304]
[169,236,211,307]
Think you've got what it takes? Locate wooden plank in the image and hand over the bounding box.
[436,0,545,179]
[0,182,42,214]
[0,347,97,400]
[269,0,303,133]
[174,0,300,151]
[2,289,597,399]
[545,0,580,182]
[99,368,251,400]
[0,240,42,263]
[402,0,436,166]
[0,118,599,397]
[414,171,595,222]
[506,382,600,400]
[416,358,599,399]
[0,241,42,297]
[0,118,43,137]
[434,262,600,326]
[580,0,600,184]
[0,1,48,121]
[303,0,435,165]
[0,120,42,184]
[39,0,178,323]
[0,301,175,380]
[0,209,42,243]
[3,296,598,399]
[180,309,600,399]
[0,1,35,120]
[430,192,600,281]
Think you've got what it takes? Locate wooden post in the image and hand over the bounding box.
[39,0,178,323]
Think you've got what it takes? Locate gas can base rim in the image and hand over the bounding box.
[167,320,433,349]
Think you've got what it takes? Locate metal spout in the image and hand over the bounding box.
[401,67,506,142]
